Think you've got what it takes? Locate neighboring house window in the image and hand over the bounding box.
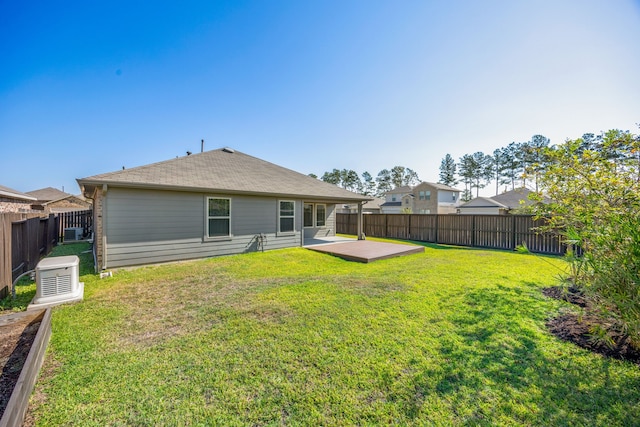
[207,197,230,238]
[425,191,431,200]
[420,209,431,214]
[391,195,396,202]
[419,191,425,200]
[452,193,457,201]
[279,200,295,233]
[405,199,409,205]
[316,204,326,227]
[304,203,313,227]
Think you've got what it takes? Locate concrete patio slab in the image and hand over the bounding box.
[306,240,424,263]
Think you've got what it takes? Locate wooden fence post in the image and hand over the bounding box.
[0,214,12,299]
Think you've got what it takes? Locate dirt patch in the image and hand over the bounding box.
[0,311,42,418]
[543,286,640,365]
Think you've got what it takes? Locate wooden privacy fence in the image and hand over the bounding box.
[337,213,564,255]
[1,210,94,298]
[57,209,93,241]
[0,213,58,299]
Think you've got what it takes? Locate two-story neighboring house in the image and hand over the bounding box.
[380,186,413,214]
[380,182,461,214]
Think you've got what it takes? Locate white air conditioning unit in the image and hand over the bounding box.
[29,255,84,309]
[64,227,83,241]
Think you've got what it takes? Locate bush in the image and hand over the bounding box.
[532,129,640,349]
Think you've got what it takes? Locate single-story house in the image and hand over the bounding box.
[0,184,37,213]
[336,197,384,214]
[77,148,372,270]
[456,196,508,215]
[457,188,545,215]
[27,187,92,213]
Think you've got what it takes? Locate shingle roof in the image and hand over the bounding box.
[385,185,413,194]
[77,148,371,202]
[427,182,462,192]
[0,184,37,201]
[26,187,72,202]
[491,188,542,208]
[384,182,462,196]
[459,197,507,208]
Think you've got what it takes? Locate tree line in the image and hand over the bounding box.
[313,134,554,200]
[310,166,421,198]
[439,134,552,201]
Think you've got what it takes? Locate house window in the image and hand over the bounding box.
[404,199,409,205]
[425,191,431,200]
[391,195,396,202]
[419,191,425,200]
[452,193,457,201]
[279,200,295,233]
[316,204,326,227]
[207,197,230,238]
[304,203,313,227]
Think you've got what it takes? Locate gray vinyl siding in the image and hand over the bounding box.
[103,188,301,268]
[303,203,336,239]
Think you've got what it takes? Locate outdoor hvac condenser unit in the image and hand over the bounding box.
[64,227,83,241]
[29,255,84,309]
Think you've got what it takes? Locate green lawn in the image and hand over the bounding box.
[12,239,640,425]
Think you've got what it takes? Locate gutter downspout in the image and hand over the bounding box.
[357,201,365,240]
[101,184,108,270]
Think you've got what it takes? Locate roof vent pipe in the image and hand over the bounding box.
[201,139,204,153]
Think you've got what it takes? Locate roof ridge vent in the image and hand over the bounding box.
[222,147,235,153]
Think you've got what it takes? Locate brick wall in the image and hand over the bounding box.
[0,197,35,213]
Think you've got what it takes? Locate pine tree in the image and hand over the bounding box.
[439,154,458,186]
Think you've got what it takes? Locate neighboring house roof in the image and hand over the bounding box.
[384,182,462,196]
[0,184,37,201]
[458,197,507,209]
[26,187,72,202]
[427,182,462,192]
[385,185,413,194]
[491,188,543,208]
[381,201,402,207]
[340,197,384,212]
[77,148,371,202]
[363,198,384,209]
[459,188,548,210]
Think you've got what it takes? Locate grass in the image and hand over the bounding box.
[11,239,640,425]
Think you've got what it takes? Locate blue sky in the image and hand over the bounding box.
[1,0,639,195]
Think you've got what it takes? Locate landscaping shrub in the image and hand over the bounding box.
[532,129,640,349]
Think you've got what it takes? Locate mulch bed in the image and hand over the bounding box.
[0,311,42,419]
[543,286,640,365]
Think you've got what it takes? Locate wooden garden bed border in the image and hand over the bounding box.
[0,308,51,427]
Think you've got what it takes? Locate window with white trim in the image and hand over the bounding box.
[315,204,326,227]
[207,197,230,238]
[303,203,313,228]
[279,200,295,233]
